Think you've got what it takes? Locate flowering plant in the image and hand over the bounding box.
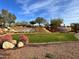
[0,34,29,49]
[1,34,12,41]
[19,34,28,41]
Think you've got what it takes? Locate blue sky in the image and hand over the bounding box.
[0,0,79,25]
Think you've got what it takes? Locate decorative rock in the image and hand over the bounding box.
[3,28,8,32]
[10,40,17,45]
[2,41,15,49]
[17,42,24,48]
[0,28,3,34]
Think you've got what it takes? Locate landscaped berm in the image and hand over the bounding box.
[0,32,78,59]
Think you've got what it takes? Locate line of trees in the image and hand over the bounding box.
[0,9,16,28]
[15,17,63,28]
[0,10,78,33]
[30,17,63,27]
[0,9,63,30]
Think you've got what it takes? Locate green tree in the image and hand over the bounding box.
[0,15,4,27]
[50,18,63,29]
[1,9,9,27]
[8,13,16,26]
[35,17,46,26]
[0,15,3,23]
[44,22,49,27]
[1,9,16,27]
[30,21,36,26]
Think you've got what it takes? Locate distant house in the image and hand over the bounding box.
[71,23,79,33]
[58,26,71,32]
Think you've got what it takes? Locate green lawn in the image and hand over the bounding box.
[12,33,78,43]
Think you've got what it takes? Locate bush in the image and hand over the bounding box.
[19,34,29,44]
[1,34,12,42]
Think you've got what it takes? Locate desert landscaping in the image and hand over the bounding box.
[0,0,79,59]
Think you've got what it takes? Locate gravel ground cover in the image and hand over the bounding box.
[2,41,79,59]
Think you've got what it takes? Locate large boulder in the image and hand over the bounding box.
[17,42,24,48]
[2,41,15,49]
[10,40,17,45]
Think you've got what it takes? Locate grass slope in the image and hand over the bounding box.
[13,33,78,43]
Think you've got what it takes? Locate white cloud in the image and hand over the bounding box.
[61,0,79,24]
[16,0,60,15]
[16,0,79,25]
[28,0,52,10]
[17,0,28,4]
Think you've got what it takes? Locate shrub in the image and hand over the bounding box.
[0,34,29,49]
[1,34,12,42]
[19,34,28,41]
[19,34,29,44]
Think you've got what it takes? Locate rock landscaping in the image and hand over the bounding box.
[0,41,78,59]
[0,34,29,49]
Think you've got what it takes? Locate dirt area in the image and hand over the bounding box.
[0,41,79,59]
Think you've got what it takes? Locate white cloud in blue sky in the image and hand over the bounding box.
[0,0,76,25]
[16,0,79,25]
